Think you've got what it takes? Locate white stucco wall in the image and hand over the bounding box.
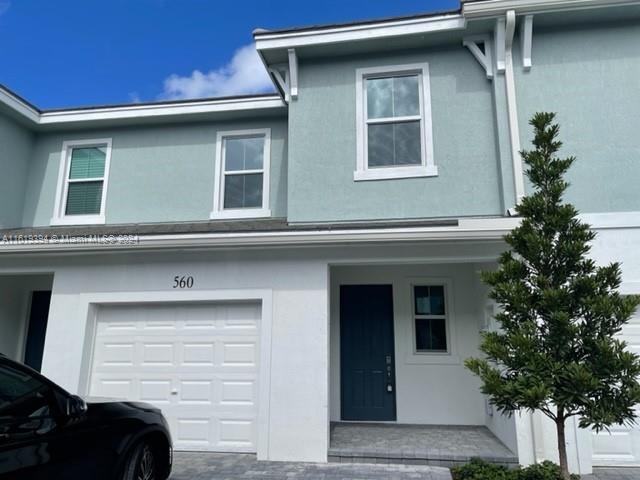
[472,268,519,455]
[330,263,487,426]
[30,250,329,463]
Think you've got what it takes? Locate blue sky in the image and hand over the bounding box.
[0,1,458,108]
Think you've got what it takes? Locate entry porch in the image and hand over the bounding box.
[329,261,519,468]
[329,423,518,468]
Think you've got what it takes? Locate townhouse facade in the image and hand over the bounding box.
[1,0,639,474]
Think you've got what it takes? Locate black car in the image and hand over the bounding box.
[0,354,172,479]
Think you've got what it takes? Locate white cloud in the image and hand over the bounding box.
[128,91,141,103]
[160,43,274,100]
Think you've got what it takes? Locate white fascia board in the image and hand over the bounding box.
[38,96,285,125]
[0,88,40,123]
[255,14,466,50]
[0,86,285,127]
[463,0,640,18]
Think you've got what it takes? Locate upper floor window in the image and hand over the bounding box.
[211,129,271,219]
[51,139,112,225]
[355,63,436,181]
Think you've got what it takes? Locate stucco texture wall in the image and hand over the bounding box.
[0,112,34,228]
[21,118,288,226]
[287,46,503,223]
[516,21,640,214]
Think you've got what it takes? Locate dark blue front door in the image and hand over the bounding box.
[340,284,396,421]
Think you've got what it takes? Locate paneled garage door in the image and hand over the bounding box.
[88,301,261,452]
[592,307,640,466]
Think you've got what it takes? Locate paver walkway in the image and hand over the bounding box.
[170,452,452,479]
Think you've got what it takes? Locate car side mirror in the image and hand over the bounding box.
[66,395,88,418]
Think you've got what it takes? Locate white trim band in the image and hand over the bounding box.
[255,14,466,50]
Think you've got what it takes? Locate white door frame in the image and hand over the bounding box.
[74,289,273,460]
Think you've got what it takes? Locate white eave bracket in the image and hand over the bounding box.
[269,64,291,102]
[288,48,298,100]
[521,15,534,70]
[463,35,494,79]
[495,17,506,73]
[268,49,298,104]
[497,14,534,73]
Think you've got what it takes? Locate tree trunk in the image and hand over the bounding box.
[556,410,570,480]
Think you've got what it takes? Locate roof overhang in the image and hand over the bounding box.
[254,12,468,66]
[0,217,517,254]
[0,86,286,131]
[462,0,640,18]
[255,0,640,64]
[0,87,40,124]
[1,211,635,255]
[254,13,466,51]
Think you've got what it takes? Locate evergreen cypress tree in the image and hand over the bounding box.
[466,112,640,479]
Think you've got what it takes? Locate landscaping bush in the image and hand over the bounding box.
[451,459,511,480]
[451,459,580,480]
[513,462,580,480]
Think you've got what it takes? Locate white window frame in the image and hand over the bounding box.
[404,278,459,365]
[355,63,437,181]
[51,138,112,226]
[211,128,272,220]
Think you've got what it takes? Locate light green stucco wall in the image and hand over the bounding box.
[287,46,504,223]
[0,112,34,229]
[11,19,640,228]
[22,118,287,226]
[516,21,640,213]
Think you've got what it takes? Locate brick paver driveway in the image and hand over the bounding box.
[170,452,452,479]
[170,453,640,479]
[584,468,640,479]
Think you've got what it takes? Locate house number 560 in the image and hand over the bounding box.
[173,276,194,289]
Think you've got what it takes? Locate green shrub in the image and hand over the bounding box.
[514,462,580,480]
[451,459,581,480]
[451,458,511,480]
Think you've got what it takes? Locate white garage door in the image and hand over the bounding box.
[592,307,640,466]
[88,301,261,452]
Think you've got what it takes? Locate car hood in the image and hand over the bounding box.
[83,396,161,413]
[83,396,123,403]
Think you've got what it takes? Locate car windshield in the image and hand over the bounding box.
[0,363,51,420]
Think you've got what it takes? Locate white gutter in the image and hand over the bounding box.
[38,96,285,125]
[503,10,526,203]
[254,14,466,50]
[0,218,520,254]
[0,87,286,127]
[463,0,640,17]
